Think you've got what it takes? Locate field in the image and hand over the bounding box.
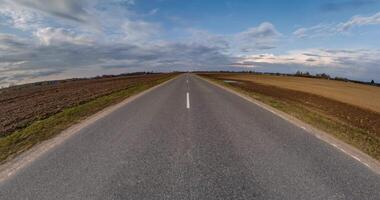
[0,73,177,162]
[210,73,380,113]
[199,73,380,160]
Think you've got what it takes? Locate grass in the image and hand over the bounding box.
[0,75,175,163]
[213,73,380,113]
[202,75,380,161]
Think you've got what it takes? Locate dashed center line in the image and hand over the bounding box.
[186,92,190,109]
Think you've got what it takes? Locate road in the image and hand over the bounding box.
[0,74,379,199]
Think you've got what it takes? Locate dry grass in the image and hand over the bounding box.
[213,73,380,113]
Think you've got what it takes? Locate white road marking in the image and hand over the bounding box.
[352,155,362,162]
[186,92,190,109]
[364,162,371,168]
[338,148,348,154]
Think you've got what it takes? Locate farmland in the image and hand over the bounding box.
[0,73,177,162]
[199,73,380,160]
[209,73,380,113]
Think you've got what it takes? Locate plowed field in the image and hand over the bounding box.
[0,74,173,137]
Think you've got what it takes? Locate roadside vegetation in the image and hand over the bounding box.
[199,73,380,161]
[0,73,177,163]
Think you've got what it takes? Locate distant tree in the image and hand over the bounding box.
[334,77,348,82]
[371,80,375,84]
[316,73,330,79]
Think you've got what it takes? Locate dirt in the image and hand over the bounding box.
[213,73,380,113]
[0,74,172,137]
[201,74,380,138]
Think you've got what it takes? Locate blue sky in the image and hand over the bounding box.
[1,0,380,87]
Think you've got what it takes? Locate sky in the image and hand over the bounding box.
[1,0,380,87]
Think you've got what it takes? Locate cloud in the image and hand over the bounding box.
[0,0,233,86]
[338,11,380,31]
[320,0,377,11]
[235,22,281,51]
[0,12,282,87]
[0,68,62,87]
[235,48,380,81]
[0,32,234,87]
[34,27,94,45]
[185,29,230,50]
[0,0,43,30]
[185,22,281,54]
[2,0,377,86]
[0,0,98,32]
[121,19,161,43]
[0,0,136,31]
[148,8,159,16]
[0,34,30,51]
[293,24,337,38]
[294,11,380,38]
[12,0,91,23]
[237,22,280,39]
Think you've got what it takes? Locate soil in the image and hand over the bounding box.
[0,74,171,137]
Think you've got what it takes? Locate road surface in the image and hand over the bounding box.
[0,74,379,199]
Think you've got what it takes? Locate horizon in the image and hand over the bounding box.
[1,0,380,87]
[2,70,378,90]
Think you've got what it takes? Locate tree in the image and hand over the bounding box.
[371,80,375,85]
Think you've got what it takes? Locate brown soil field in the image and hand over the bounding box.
[0,74,173,137]
[209,73,380,113]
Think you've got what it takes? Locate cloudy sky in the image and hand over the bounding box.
[1,0,380,87]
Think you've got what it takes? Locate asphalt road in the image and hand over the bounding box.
[0,74,379,199]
